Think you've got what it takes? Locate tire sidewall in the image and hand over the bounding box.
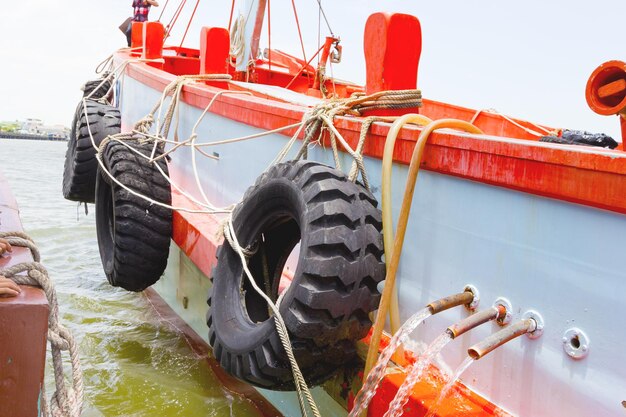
[95,155,117,285]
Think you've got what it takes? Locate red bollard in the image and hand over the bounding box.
[0,171,49,417]
[363,12,422,116]
[200,27,230,88]
[130,21,145,52]
[143,21,165,61]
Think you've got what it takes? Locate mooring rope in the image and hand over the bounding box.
[0,232,83,417]
[82,63,421,415]
[222,219,321,417]
[283,89,423,190]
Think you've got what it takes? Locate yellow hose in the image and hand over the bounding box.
[364,119,484,386]
[381,114,432,336]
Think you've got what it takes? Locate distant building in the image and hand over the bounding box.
[20,118,44,134]
[18,119,69,139]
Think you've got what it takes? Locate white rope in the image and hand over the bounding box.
[149,90,254,162]
[84,57,163,104]
[80,67,421,415]
[470,107,558,137]
[229,14,246,68]
[0,232,83,417]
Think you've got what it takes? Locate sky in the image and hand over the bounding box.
[0,1,625,139]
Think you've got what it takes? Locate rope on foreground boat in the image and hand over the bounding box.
[81,69,423,415]
[0,232,83,417]
[222,219,322,417]
[277,89,423,190]
[88,54,166,106]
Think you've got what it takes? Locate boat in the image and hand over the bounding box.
[0,170,49,417]
[0,169,83,417]
[61,1,626,416]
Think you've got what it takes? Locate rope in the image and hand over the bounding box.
[157,0,170,22]
[222,219,321,417]
[314,0,334,36]
[90,75,265,216]
[290,0,309,83]
[0,232,83,417]
[84,60,420,413]
[85,57,165,104]
[267,0,272,72]
[178,0,201,49]
[283,90,422,190]
[347,116,396,182]
[230,14,246,68]
[228,0,236,31]
[164,0,187,40]
[94,55,114,76]
[470,108,559,137]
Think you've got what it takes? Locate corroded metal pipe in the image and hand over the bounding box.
[427,291,475,315]
[468,318,537,360]
[447,305,506,339]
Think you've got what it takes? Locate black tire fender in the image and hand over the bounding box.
[82,77,112,100]
[63,100,121,203]
[207,160,385,390]
[95,140,172,291]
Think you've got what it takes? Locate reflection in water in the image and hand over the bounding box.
[0,140,260,416]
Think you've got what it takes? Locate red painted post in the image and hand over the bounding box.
[363,12,422,116]
[0,171,49,417]
[200,27,230,88]
[0,288,49,417]
[143,21,165,61]
[131,21,145,51]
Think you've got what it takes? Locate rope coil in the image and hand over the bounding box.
[0,232,83,417]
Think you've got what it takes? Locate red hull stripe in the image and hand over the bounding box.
[121,53,626,216]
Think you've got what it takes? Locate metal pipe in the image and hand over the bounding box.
[468,318,537,360]
[447,305,505,339]
[427,291,475,315]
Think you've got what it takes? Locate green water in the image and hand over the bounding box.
[0,140,261,417]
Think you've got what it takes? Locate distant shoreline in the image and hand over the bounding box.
[0,132,67,142]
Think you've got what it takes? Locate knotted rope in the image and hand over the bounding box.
[0,232,83,417]
[278,89,422,190]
